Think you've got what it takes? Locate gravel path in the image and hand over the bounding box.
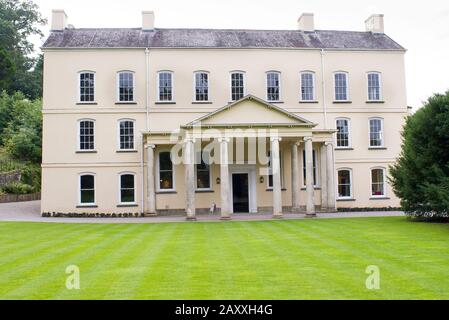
[0,200,404,224]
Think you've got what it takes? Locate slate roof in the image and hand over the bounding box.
[42,28,405,50]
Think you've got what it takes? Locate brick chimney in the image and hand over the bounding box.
[365,14,384,33]
[142,11,155,31]
[51,9,68,31]
[297,13,314,32]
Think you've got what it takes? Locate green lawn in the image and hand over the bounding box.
[0,217,448,299]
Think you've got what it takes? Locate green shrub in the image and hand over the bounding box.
[1,182,34,194]
[20,164,41,191]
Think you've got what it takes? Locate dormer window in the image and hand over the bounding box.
[79,72,95,102]
[117,71,135,102]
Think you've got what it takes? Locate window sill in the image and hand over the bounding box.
[335,147,354,151]
[368,147,387,150]
[301,186,321,190]
[370,196,390,200]
[115,102,137,105]
[116,150,138,153]
[192,101,213,104]
[299,100,319,104]
[156,191,177,194]
[76,204,98,208]
[268,101,284,104]
[195,189,214,193]
[155,101,176,105]
[333,101,352,104]
[366,100,385,104]
[76,102,97,105]
[76,150,97,154]
[265,188,287,192]
[337,198,355,202]
[117,203,139,207]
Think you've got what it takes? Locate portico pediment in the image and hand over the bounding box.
[184,95,316,128]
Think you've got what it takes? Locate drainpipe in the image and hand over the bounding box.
[141,47,150,214]
[320,49,328,129]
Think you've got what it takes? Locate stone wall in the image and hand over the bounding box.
[0,170,21,187]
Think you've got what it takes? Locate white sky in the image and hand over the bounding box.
[33,0,449,110]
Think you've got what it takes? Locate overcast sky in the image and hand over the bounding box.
[34,0,449,110]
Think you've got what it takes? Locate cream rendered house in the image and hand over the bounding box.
[41,10,408,218]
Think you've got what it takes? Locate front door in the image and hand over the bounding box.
[232,173,249,213]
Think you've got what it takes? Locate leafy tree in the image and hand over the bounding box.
[390,91,449,219]
[0,0,46,99]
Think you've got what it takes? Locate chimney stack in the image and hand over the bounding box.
[365,14,384,33]
[297,13,314,32]
[51,9,68,31]
[142,11,155,31]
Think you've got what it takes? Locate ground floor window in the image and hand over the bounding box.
[119,173,135,203]
[371,168,386,197]
[337,169,352,199]
[302,149,317,186]
[158,151,174,190]
[267,150,283,188]
[80,174,95,204]
[196,151,211,190]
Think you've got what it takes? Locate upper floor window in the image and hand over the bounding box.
[78,119,95,151]
[119,173,136,204]
[367,72,382,101]
[302,149,317,186]
[194,72,209,102]
[118,119,135,150]
[157,71,173,102]
[334,72,349,101]
[266,71,281,102]
[79,174,95,205]
[371,168,386,197]
[300,72,315,101]
[230,72,245,101]
[196,150,211,190]
[369,117,384,147]
[117,71,135,102]
[79,72,95,102]
[158,151,174,191]
[337,169,352,199]
[336,118,351,148]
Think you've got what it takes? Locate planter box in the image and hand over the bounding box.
[0,192,41,203]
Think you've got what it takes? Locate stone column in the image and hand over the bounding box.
[326,142,336,211]
[320,143,328,211]
[146,144,156,215]
[184,138,196,220]
[291,142,300,212]
[305,137,316,217]
[271,137,283,218]
[219,137,231,220]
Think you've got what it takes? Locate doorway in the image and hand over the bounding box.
[232,173,249,213]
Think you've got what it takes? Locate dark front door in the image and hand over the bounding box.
[232,173,249,213]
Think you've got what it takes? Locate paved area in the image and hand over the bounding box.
[0,200,404,224]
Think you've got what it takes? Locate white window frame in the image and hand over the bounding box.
[333,71,350,101]
[77,71,96,103]
[367,71,383,101]
[118,172,137,205]
[192,71,210,102]
[337,168,353,200]
[195,149,213,191]
[229,71,246,101]
[116,71,135,103]
[299,71,316,101]
[370,167,387,198]
[266,150,284,189]
[156,71,174,102]
[117,119,136,151]
[77,118,95,152]
[368,117,385,148]
[302,149,318,187]
[78,172,96,206]
[156,149,176,192]
[265,71,282,102]
[335,117,352,149]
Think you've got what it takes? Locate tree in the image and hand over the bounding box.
[390,91,449,219]
[0,0,46,99]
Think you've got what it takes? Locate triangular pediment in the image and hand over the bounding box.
[185,95,316,128]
